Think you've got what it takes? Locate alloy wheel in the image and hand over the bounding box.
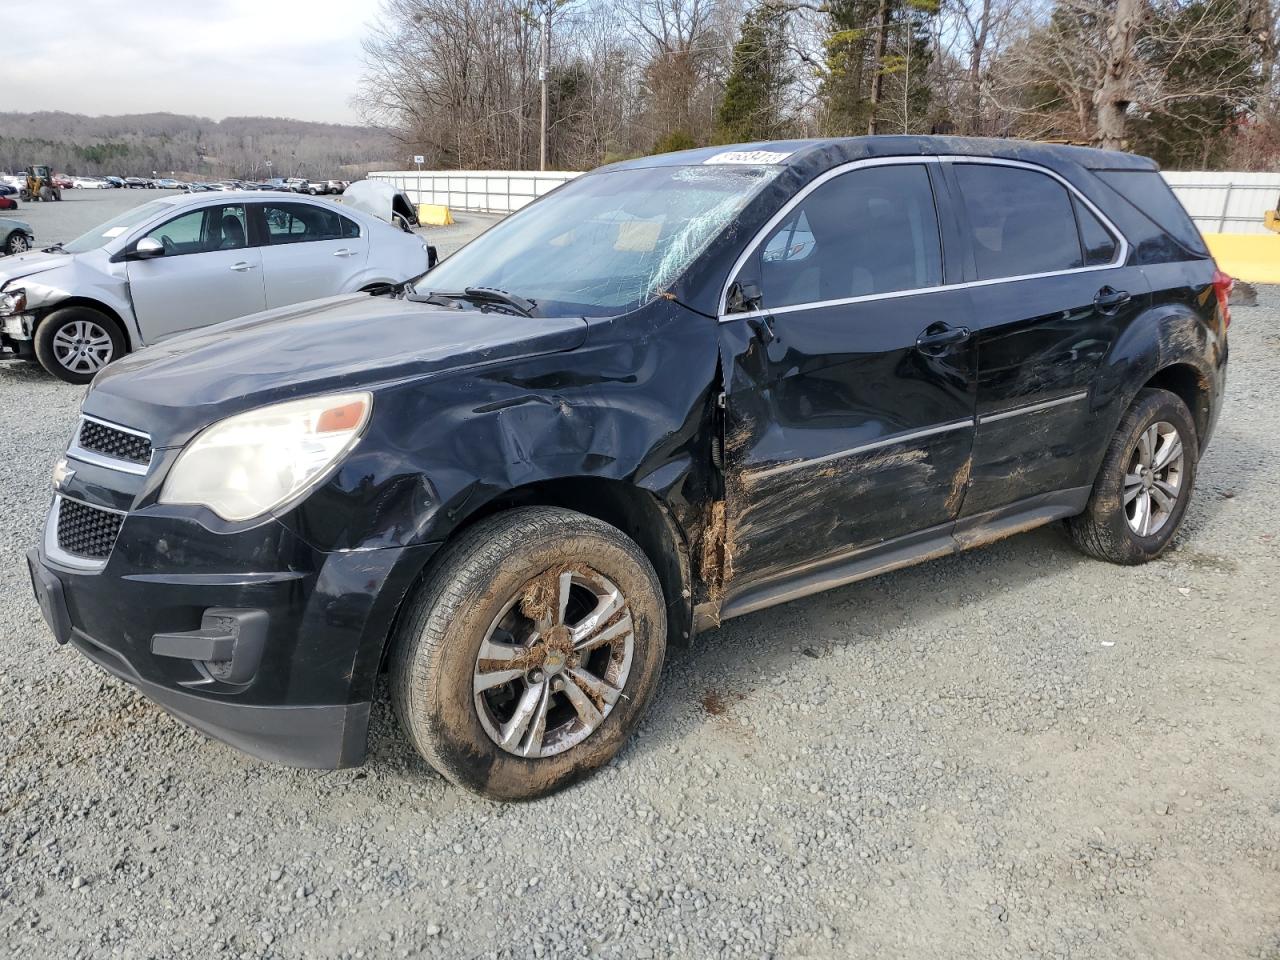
[51,320,114,375]
[1123,420,1184,536]
[9,234,29,254]
[473,565,634,759]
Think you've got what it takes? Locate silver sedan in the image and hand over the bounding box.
[0,192,431,382]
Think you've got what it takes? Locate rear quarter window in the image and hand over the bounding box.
[1094,170,1209,259]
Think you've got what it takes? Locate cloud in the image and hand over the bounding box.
[7,0,384,123]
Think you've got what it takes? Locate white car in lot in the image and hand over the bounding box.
[0,192,434,382]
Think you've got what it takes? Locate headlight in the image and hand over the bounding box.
[0,288,26,316]
[159,392,372,521]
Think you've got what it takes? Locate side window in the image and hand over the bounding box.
[263,203,351,244]
[955,165,1083,279]
[751,164,942,309]
[1073,196,1118,266]
[142,204,247,255]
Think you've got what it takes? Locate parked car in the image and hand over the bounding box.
[0,217,33,255]
[72,177,110,189]
[0,184,17,197]
[283,177,308,193]
[326,179,350,194]
[52,174,75,190]
[24,137,1228,801]
[153,178,182,190]
[123,177,151,189]
[0,191,432,381]
[0,195,16,212]
[103,177,125,189]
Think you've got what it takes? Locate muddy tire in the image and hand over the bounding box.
[34,306,125,384]
[391,506,667,801]
[1066,388,1198,564]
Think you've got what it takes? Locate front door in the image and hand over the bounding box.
[944,160,1152,515]
[127,203,265,341]
[719,161,977,598]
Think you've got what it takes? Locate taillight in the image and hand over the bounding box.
[1212,268,1234,328]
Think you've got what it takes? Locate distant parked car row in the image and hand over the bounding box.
[14,175,353,194]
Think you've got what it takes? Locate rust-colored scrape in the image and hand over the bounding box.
[701,690,727,716]
[945,456,972,515]
[700,500,736,606]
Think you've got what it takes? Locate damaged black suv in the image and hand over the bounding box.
[28,138,1229,800]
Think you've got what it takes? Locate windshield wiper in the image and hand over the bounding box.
[42,242,66,254]
[461,287,537,317]
[404,289,465,309]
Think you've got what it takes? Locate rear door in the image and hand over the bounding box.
[719,160,978,596]
[946,159,1151,516]
[126,202,265,341]
[254,201,369,308]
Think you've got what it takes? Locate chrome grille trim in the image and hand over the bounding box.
[67,414,153,476]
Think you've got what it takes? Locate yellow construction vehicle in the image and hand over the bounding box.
[1265,194,1279,233]
[19,165,62,202]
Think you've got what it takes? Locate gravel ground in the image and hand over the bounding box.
[2,188,499,251]
[1,285,1277,960]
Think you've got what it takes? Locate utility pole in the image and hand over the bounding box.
[539,1,550,171]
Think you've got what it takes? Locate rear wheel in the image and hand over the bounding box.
[1066,388,1198,564]
[4,231,29,255]
[34,307,126,384]
[391,507,667,800]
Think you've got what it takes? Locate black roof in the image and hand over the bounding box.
[604,136,1156,176]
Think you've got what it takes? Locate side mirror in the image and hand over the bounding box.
[426,245,439,269]
[726,280,762,314]
[133,237,165,260]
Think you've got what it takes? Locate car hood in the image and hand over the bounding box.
[85,293,590,446]
[0,250,69,287]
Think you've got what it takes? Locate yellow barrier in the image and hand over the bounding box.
[1202,233,1280,285]
[417,203,455,226]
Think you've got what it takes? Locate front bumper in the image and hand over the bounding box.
[28,513,438,768]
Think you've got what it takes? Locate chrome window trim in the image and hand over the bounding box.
[718,154,1130,321]
[743,391,1090,480]
[978,391,1088,424]
[747,418,973,481]
[68,414,153,476]
[44,494,124,572]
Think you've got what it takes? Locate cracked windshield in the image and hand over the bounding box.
[421,164,782,316]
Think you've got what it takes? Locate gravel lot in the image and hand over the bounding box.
[1,280,1277,959]
[2,188,499,251]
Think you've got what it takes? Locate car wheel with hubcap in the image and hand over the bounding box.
[1066,387,1198,564]
[5,232,29,254]
[391,506,667,800]
[34,307,126,384]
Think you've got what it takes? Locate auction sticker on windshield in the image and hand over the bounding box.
[702,150,793,165]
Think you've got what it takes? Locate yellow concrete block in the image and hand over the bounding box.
[1201,233,1280,284]
[417,203,455,226]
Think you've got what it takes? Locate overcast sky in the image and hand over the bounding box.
[9,0,385,124]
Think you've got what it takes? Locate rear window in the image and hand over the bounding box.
[1094,170,1209,258]
[954,165,1083,280]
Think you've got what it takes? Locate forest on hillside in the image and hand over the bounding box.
[0,113,397,179]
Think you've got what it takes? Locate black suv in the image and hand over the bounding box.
[27,138,1229,800]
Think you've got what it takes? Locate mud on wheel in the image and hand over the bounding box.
[1066,387,1199,564]
[390,506,667,801]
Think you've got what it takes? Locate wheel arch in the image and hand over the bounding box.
[35,297,134,352]
[1141,362,1212,448]
[378,476,695,673]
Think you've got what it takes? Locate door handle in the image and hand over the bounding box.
[230,261,257,272]
[333,248,357,258]
[1094,286,1130,313]
[915,324,971,355]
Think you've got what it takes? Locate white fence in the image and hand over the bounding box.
[370,167,1278,235]
[1163,171,1280,235]
[367,170,581,215]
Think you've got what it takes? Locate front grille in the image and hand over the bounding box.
[78,419,152,465]
[56,498,124,560]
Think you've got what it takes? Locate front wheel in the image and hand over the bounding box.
[391,507,667,800]
[34,307,126,384]
[1066,388,1199,564]
[5,232,29,255]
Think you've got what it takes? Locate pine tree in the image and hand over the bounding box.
[715,3,794,144]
